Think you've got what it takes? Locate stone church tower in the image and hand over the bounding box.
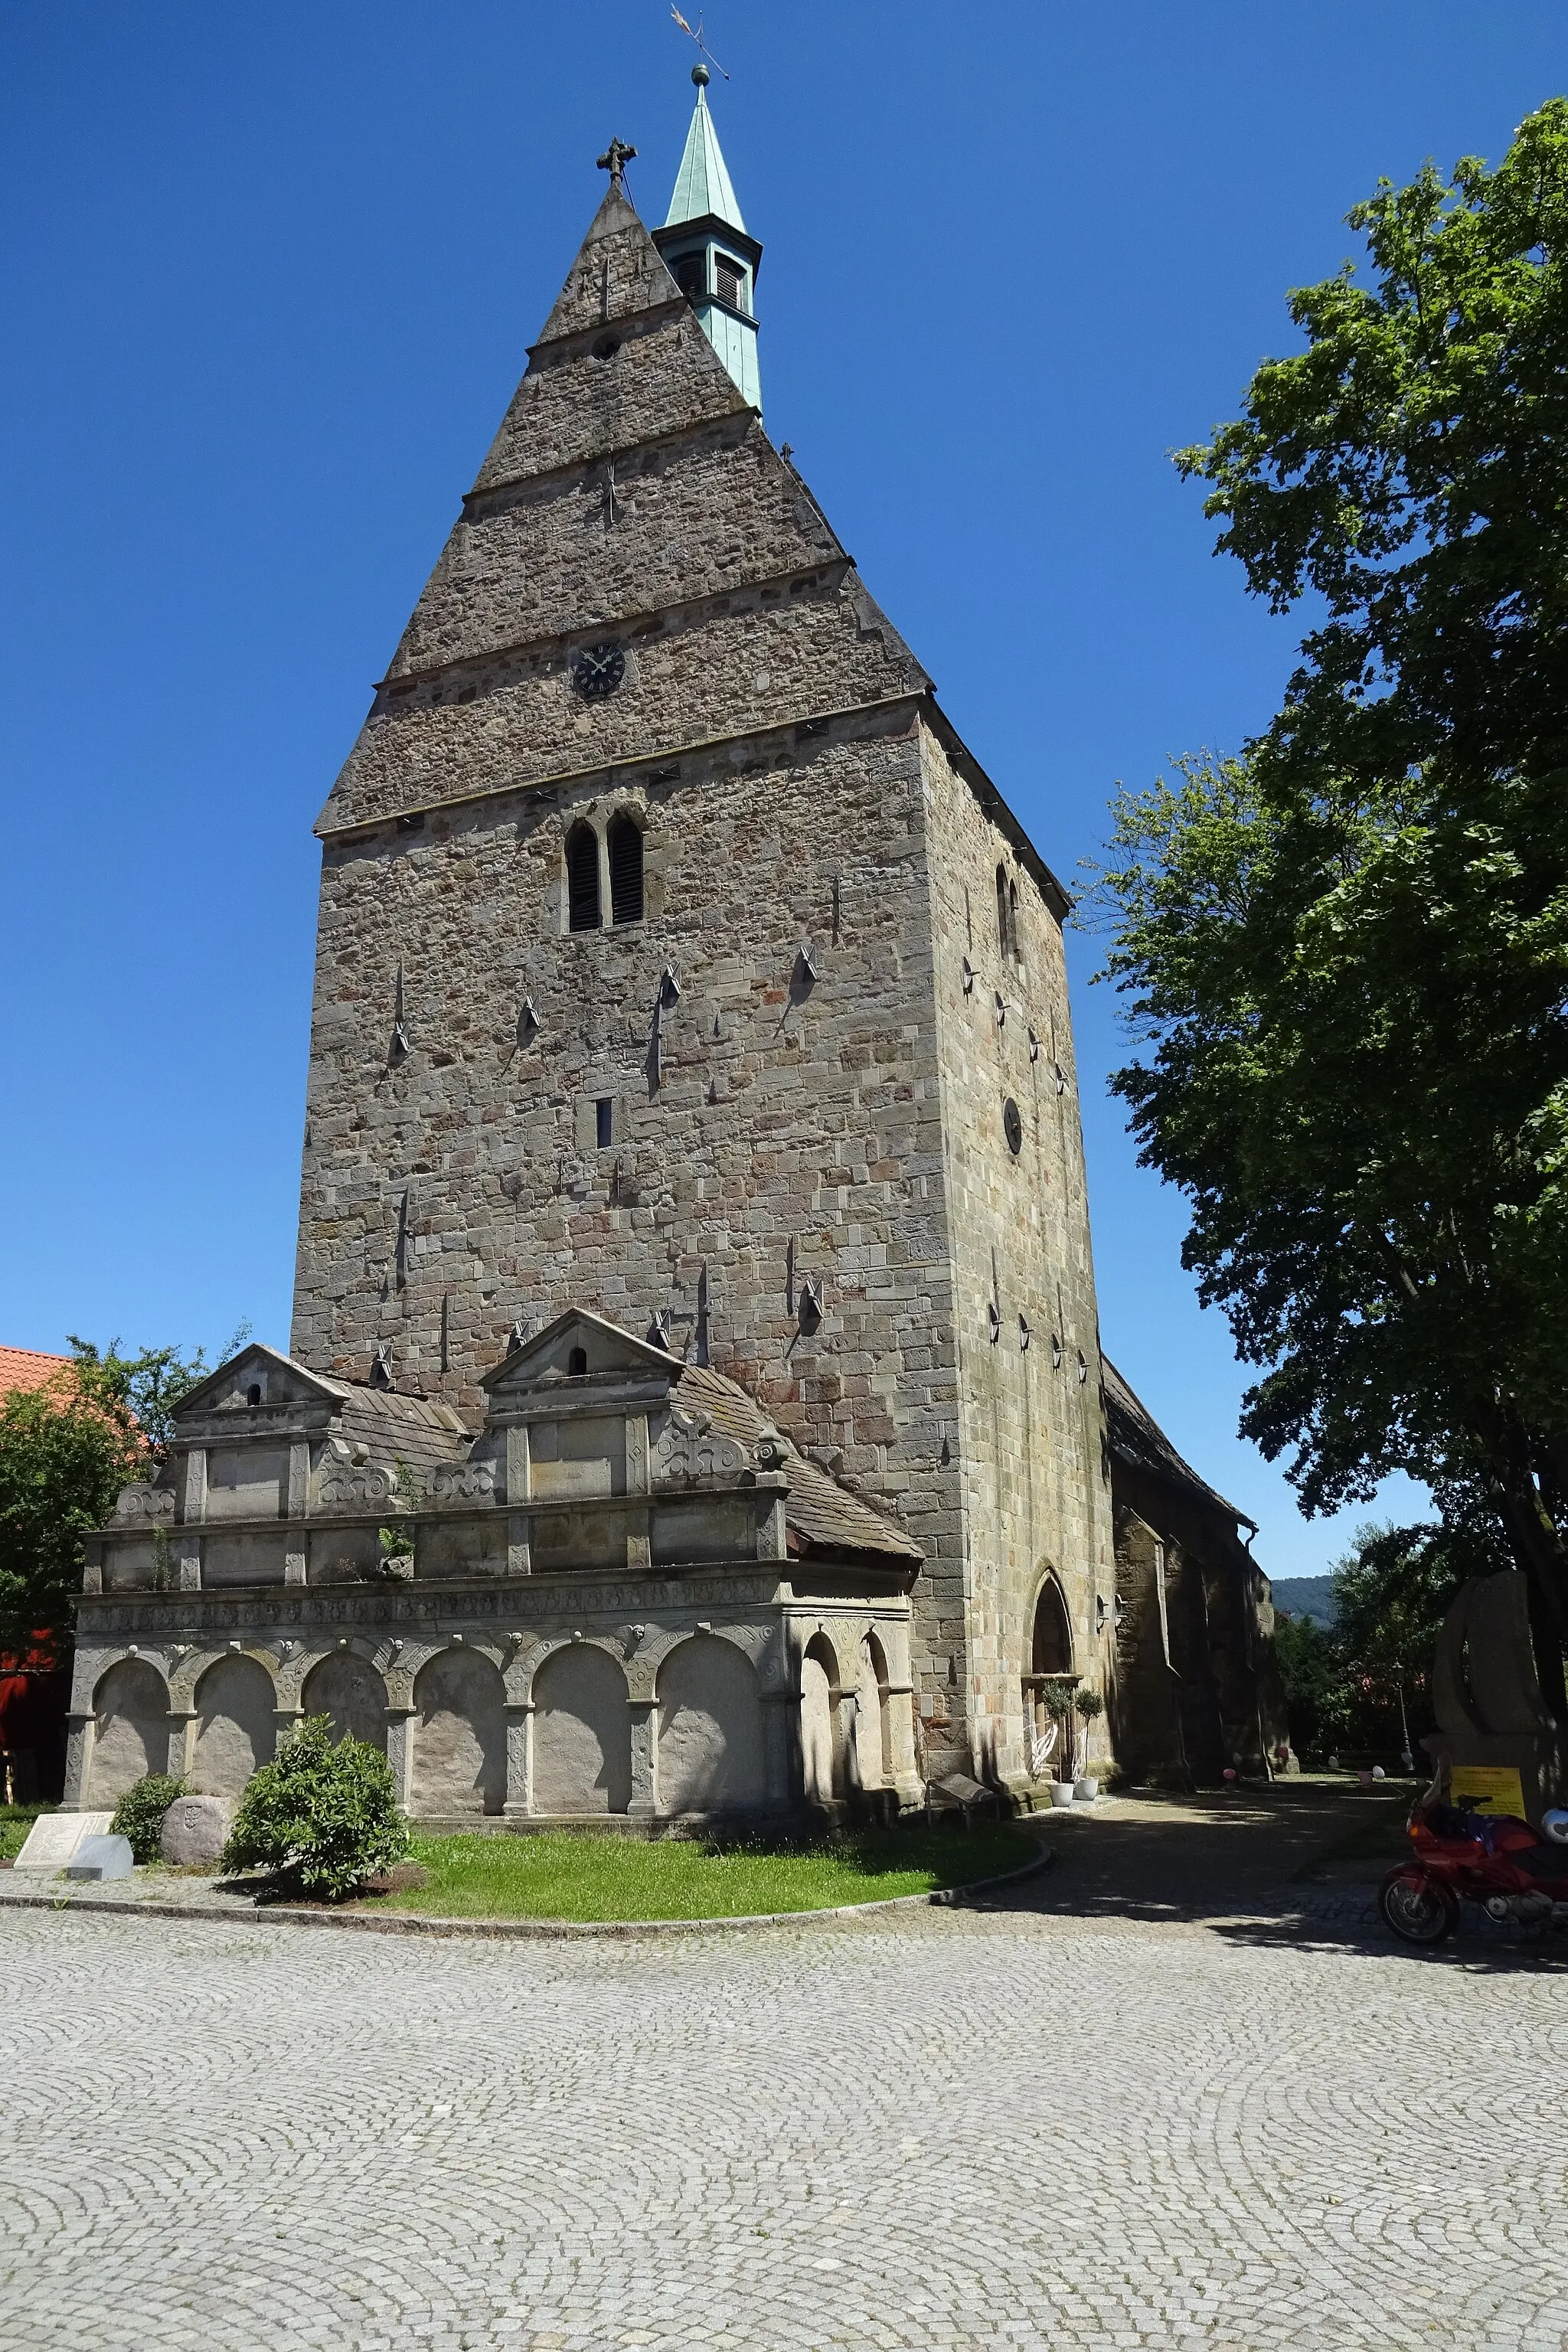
[65,78,1139,1826]
[286,77,1115,1788]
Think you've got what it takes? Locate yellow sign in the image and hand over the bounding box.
[1451,1766,1527,1821]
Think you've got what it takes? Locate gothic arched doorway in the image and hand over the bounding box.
[1023,1575,1075,1781]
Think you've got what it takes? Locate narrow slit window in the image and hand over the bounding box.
[995,863,1011,956]
[607,813,644,926]
[595,1096,613,1148]
[566,822,601,932]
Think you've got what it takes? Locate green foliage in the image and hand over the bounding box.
[1273,1612,1351,1762]
[1274,1517,1490,1761]
[1091,105,1568,1661]
[0,1331,247,1663]
[0,1803,51,1864]
[221,1715,408,1899]
[360,1823,1037,1922]
[1073,1685,1106,1721]
[109,1773,188,1864]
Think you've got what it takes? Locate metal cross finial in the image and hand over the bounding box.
[596,136,637,188]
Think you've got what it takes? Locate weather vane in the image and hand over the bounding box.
[671,6,730,79]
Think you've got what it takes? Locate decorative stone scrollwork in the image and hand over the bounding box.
[653,1406,748,1488]
[112,1483,176,1525]
[318,1461,403,1511]
[426,1459,498,1506]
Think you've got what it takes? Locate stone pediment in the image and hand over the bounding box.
[482,1309,682,1404]
[172,1344,348,1423]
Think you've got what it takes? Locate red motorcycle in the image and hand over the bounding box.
[1380,1788,1568,1943]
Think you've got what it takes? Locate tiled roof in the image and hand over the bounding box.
[336,1383,471,1477]
[1102,1354,1256,1534]
[676,1364,922,1565]
[0,1346,74,1400]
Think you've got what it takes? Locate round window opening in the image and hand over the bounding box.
[573,642,626,701]
[1003,1097,1024,1155]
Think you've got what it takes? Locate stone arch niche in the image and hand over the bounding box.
[191,1655,278,1796]
[852,1632,890,1794]
[532,1645,632,1815]
[412,1648,506,1817]
[800,1632,844,1805]
[1024,1573,1076,1778]
[656,1635,766,1815]
[302,1651,388,1752]
[89,1658,172,1804]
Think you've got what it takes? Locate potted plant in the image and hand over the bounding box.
[1044,1680,1078,1805]
[1073,1685,1105,1800]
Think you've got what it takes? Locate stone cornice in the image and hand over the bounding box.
[458,408,759,521]
[371,557,855,700]
[315,691,926,844]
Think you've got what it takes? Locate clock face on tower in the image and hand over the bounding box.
[573,642,626,701]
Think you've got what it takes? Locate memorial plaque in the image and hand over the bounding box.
[13,1811,112,1871]
[64,1833,134,1882]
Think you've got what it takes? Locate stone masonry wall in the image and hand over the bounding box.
[920,723,1115,1784]
[292,706,980,1745]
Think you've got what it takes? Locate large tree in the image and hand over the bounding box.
[0,1334,240,1664]
[1094,103,1568,1682]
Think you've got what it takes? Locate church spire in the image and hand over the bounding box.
[652,66,763,411]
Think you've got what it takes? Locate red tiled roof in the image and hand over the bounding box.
[0,1345,74,1399]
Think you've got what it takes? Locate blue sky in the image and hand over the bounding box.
[3,3,1561,1574]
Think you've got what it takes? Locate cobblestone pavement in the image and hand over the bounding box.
[3,1815,1566,2351]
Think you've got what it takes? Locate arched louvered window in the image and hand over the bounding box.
[566,822,601,933]
[608,813,644,926]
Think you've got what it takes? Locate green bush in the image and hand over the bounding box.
[109,1773,188,1864]
[220,1716,407,1899]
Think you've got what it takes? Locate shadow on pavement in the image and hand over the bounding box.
[972,1779,1568,1972]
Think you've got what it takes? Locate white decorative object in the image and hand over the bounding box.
[1073,1776,1099,1802]
[1050,1782,1075,1808]
[13,1811,113,1871]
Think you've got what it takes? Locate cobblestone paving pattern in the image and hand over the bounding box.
[2,1899,1564,2352]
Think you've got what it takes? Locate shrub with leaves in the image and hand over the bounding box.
[109,1772,187,1864]
[220,1716,407,1899]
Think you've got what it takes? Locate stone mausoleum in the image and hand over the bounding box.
[63,76,1286,1827]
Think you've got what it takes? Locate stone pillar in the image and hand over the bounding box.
[384,1707,416,1811]
[627,1697,657,1817]
[63,1713,93,1810]
[762,1687,799,1811]
[626,1507,652,1573]
[503,1703,534,1818]
[166,1710,198,1781]
[883,1681,922,1808]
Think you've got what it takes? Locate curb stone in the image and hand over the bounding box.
[0,1841,1054,1942]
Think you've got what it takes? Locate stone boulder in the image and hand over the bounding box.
[159,1795,234,1869]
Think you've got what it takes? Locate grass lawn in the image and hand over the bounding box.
[0,1803,52,1863]
[358,1821,1040,1922]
